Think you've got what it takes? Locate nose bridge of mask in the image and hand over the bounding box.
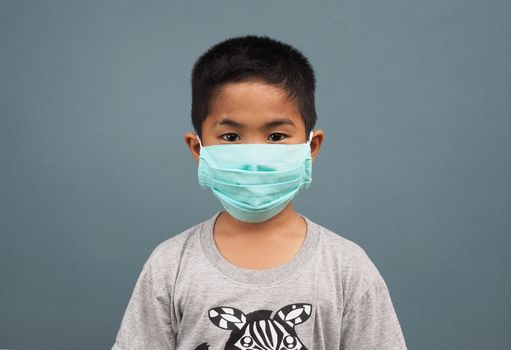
[197,131,312,177]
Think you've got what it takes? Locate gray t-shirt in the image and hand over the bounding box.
[112,211,407,349]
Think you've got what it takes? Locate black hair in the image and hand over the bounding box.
[190,34,317,140]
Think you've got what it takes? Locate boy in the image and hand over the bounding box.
[112,35,407,349]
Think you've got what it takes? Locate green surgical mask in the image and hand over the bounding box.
[196,131,313,223]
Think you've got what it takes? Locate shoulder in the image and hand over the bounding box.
[317,223,381,284]
[124,218,209,303]
[140,218,205,284]
[315,221,382,310]
[146,219,203,267]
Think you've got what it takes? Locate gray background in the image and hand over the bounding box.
[1,0,510,349]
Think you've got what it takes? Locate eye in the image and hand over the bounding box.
[220,133,240,142]
[282,335,297,348]
[268,133,287,142]
[240,335,253,347]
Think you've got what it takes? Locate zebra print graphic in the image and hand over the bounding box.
[194,303,312,350]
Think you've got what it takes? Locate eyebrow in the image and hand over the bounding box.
[213,117,296,129]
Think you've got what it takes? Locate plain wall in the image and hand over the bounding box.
[1,0,510,349]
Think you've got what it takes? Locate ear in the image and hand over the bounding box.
[184,131,201,164]
[208,306,247,331]
[309,130,324,162]
[273,303,312,328]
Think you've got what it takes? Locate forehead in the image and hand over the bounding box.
[206,80,304,128]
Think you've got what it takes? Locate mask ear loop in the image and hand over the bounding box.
[307,131,314,145]
[196,134,203,149]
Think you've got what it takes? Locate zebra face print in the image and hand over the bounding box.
[194,303,312,350]
[233,318,304,349]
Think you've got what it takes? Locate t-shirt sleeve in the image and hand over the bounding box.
[112,251,176,350]
[340,273,407,350]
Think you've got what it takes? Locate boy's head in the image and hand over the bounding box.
[185,34,323,161]
[184,35,324,223]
